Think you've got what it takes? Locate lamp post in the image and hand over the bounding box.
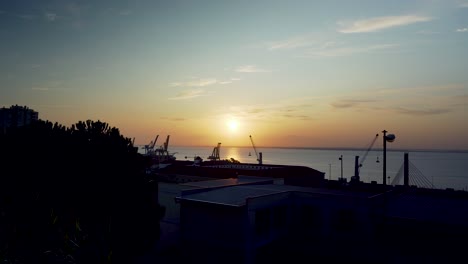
[382,130,396,186]
[329,163,332,180]
[339,155,343,180]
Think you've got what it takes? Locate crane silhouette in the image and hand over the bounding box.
[249,135,262,165]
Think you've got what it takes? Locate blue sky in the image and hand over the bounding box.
[1,0,467,150]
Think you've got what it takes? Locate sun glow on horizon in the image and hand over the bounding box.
[227,120,239,132]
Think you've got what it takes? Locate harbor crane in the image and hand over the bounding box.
[358,133,379,173]
[155,135,172,158]
[208,142,221,161]
[249,135,262,165]
[153,135,170,155]
[353,133,379,182]
[162,135,170,153]
[143,135,159,155]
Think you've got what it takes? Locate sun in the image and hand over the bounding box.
[227,120,238,132]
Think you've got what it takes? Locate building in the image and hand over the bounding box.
[168,178,468,264]
[157,160,325,187]
[174,180,389,263]
[0,105,38,132]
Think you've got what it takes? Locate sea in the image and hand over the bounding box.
[139,146,468,191]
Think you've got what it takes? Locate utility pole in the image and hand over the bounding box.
[354,156,360,180]
[382,130,396,186]
[383,130,387,186]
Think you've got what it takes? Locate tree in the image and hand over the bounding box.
[0,120,163,263]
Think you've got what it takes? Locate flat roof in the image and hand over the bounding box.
[176,183,380,207]
[179,175,274,189]
[176,185,282,207]
[242,184,367,196]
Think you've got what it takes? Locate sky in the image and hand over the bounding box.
[1,0,467,150]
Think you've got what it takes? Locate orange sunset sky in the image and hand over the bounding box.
[1,0,467,150]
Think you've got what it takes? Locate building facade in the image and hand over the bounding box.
[175,183,387,263]
[175,181,468,264]
[0,105,39,132]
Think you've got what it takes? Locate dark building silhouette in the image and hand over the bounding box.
[157,160,325,187]
[156,173,468,264]
[0,105,38,133]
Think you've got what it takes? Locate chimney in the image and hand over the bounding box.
[354,155,360,180]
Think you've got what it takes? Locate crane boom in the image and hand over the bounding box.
[249,135,262,165]
[249,135,258,158]
[144,134,159,154]
[150,135,159,149]
[358,133,379,173]
[163,135,170,152]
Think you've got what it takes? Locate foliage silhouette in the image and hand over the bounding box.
[0,120,163,263]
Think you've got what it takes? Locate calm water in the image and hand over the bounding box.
[140,146,468,191]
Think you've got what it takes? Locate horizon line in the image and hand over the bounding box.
[155,145,468,153]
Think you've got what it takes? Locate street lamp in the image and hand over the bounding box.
[339,155,343,180]
[382,130,396,186]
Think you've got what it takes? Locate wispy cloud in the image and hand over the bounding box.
[235,65,270,73]
[32,104,74,108]
[267,36,315,51]
[103,8,133,16]
[330,84,465,117]
[119,10,132,16]
[218,77,242,84]
[30,81,68,92]
[32,87,50,91]
[44,12,57,21]
[459,2,468,8]
[417,30,439,35]
[303,44,399,58]
[67,2,83,17]
[393,107,451,116]
[456,28,468,32]
[169,89,207,100]
[65,2,87,29]
[282,114,313,121]
[170,77,240,87]
[331,98,453,116]
[228,98,320,121]
[17,14,36,20]
[31,86,69,92]
[376,83,465,95]
[160,117,186,121]
[338,15,433,33]
[331,99,378,109]
[232,104,308,120]
[170,78,218,87]
[453,94,468,107]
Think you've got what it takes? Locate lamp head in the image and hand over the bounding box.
[385,134,396,142]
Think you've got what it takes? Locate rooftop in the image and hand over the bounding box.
[179,175,274,189]
[175,182,383,207]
